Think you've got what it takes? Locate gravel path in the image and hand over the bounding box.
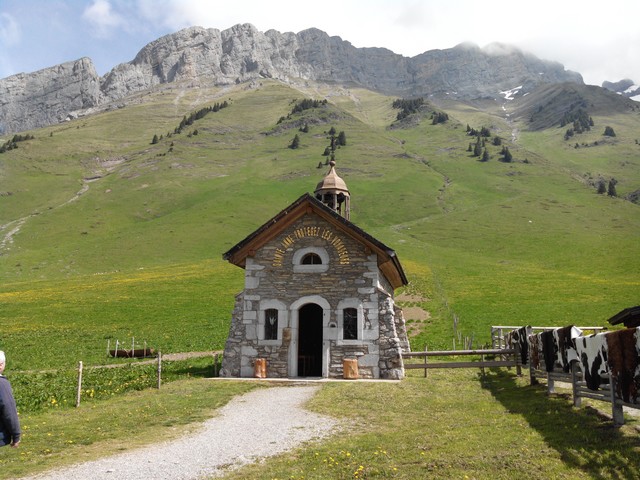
[24,386,339,480]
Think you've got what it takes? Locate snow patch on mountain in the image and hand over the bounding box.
[500,86,523,100]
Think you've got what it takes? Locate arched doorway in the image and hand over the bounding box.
[298,303,323,377]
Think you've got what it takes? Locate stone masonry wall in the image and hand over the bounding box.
[220,211,406,379]
[220,292,244,377]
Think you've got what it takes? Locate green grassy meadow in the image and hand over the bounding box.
[0,79,639,477]
[2,80,637,364]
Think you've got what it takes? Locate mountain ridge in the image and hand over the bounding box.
[0,23,584,134]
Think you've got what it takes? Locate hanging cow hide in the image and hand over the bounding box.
[605,327,640,404]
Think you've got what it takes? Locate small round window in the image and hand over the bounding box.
[301,253,322,265]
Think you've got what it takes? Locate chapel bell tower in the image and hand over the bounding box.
[314,160,350,220]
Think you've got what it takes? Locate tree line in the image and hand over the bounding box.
[391,97,448,125]
[0,134,35,154]
[392,97,425,121]
[279,98,346,156]
[465,125,512,162]
[278,98,328,125]
[151,101,229,145]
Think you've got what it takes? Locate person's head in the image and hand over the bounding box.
[0,350,5,373]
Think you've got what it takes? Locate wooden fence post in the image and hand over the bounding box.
[76,361,83,408]
[157,351,162,389]
[571,362,581,407]
[515,343,522,376]
[424,345,428,378]
[609,373,624,426]
[529,358,538,385]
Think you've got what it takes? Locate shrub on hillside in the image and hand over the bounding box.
[392,97,425,121]
[0,134,35,153]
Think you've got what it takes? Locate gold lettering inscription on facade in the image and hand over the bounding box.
[282,236,295,248]
[272,227,351,266]
[272,247,286,267]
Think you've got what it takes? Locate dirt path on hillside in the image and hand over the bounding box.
[22,386,340,480]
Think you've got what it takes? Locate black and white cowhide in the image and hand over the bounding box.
[553,326,582,372]
[506,326,531,365]
[575,332,609,390]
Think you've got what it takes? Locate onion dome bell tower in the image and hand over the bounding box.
[314,159,350,220]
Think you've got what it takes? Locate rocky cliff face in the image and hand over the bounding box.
[0,57,101,134]
[602,78,640,98]
[410,42,583,98]
[0,24,584,134]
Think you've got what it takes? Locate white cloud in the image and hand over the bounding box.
[0,12,21,46]
[82,0,126,38]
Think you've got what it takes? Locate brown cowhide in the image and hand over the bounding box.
[605,327,640,404]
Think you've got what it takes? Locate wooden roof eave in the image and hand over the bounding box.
[223,193,408,289]
[223,198,310,268]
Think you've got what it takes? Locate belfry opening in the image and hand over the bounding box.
[314,160,350,220]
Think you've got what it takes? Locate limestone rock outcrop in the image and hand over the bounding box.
[0,58,100,134]
[0,24,585,134]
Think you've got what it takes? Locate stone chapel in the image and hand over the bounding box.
[220,160,410,379]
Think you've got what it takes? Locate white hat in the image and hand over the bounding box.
[0,351,5,364]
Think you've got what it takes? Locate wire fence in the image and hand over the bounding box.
[10,353,222,414]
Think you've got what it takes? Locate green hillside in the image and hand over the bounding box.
[1,80,638,370]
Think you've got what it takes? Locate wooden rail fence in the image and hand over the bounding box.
[403,347,521,377]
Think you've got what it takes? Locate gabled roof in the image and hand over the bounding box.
[223,193,408,289]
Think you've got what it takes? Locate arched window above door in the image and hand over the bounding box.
[301,253,322,265]
[293,247,329,273]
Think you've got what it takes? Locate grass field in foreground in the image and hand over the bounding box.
[0,372,638,479]
[229,371,640,480]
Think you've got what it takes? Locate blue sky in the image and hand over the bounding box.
[1,0,638,87]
